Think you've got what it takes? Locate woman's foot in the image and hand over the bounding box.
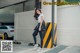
[34,44,38,47]
[33,44,38,49]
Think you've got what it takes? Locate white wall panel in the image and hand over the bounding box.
[14,10,40,43]
[57,5,80,46]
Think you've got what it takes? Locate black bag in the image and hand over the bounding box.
[41,20,46,31]
[34,23,40,30]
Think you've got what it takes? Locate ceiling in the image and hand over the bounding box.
[0,0,26,8]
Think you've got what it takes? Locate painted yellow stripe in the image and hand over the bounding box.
[54,31,57,44]
[47,37,52,48]
[43,23,52,47]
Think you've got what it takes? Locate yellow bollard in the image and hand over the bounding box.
[2,34,4,40]
[0,34,4,40]
[42,23,53,48]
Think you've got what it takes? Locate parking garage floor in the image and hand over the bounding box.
[0,41,80,53]
[0,43,51,53]
[0,41,67,53]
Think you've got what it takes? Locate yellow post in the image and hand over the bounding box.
[0,34,4,40]
[42,23,53,48]
[2,34,4,40]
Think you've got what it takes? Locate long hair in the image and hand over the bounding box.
[36,8,42,13]
[34,9,40,20]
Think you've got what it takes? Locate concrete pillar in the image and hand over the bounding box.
[42,0,53,48]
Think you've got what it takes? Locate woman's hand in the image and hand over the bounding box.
[39,27,41,31]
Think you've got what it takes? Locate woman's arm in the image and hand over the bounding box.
[39,16,44,31]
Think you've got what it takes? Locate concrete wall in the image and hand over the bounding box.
[57,5,80,46]
[0,0,25,8]
[14,10,40,43]
[42,0,52,22]
[0,14,14,23]
[0,7,14,23]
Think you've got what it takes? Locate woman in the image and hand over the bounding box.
[33,9,45,48]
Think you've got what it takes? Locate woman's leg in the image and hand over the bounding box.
[39,31,43,48]
[33,30,38,44]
